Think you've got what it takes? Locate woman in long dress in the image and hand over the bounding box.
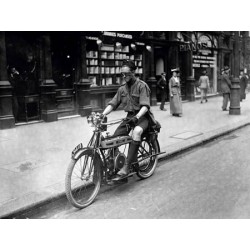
[169,68,182,117]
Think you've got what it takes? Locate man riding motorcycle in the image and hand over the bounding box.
[102,60,151,181]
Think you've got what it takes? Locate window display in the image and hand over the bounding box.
[86,42,143,86]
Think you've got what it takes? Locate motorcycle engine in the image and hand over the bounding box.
[114,153,126,171]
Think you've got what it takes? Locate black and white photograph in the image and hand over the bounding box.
[1,1,250,250]
[2,30,250,219]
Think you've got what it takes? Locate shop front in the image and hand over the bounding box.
[50,32,78,118]
[2,31,237,130]
[5,32,40,123]
[1,31,151,128]
[85,31,146,111]
[190,33,218,96]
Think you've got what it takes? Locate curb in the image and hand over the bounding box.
[159,121,250,161]
[1,119,250,219]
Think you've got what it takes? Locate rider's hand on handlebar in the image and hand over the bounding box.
[99,113,106,120]
[127,116,139,127]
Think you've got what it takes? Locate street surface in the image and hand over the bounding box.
[16,126,250,219]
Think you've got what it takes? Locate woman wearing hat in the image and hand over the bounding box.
[169,68,182,117]
[198,69,210,103]
[220,66,232,111]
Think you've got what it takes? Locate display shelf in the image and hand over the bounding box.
[86,43,143,86]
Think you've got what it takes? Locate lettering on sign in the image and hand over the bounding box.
[86,36,99,40]
[103,31,116,37]
[136,42,145,46]
[192,55,216,68]
[103,32,133,39]
[193,63,200,67]
[117,33,132,39]
[180,42,208,52]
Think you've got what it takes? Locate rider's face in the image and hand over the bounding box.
[121,66,134,83]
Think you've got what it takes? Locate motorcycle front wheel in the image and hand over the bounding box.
[65,148,102,209]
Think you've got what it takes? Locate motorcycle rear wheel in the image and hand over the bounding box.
[136,138,159,179]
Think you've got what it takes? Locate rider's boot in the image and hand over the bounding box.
[113,140,140,181]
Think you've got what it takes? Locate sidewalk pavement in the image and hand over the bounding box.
[1,94,250,218]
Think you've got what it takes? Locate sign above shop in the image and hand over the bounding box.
[192,55,216,68]
[103,31,133,39]
[180,34,217,52]
[180,42,208,52]
[86,36,99,40]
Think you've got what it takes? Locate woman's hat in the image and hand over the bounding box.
[161,72,166,75]
[171,68,180,72]
[223,66,230,71]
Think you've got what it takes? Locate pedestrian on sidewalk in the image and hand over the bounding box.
[199,69,210,103]
[157,72,167,111]
[101,59,151,181]
[220,66,232,111]
[239,69,248,101]
[169,68,182,117]
[8,67,20,121]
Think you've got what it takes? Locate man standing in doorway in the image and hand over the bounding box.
[239,69,248,101]
[220,66,232,111]
[157,72,167,111]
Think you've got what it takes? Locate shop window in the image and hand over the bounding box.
[51,32,77,89]
[86,40,144,86]
[6,32,39,96]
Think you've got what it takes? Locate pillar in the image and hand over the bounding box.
[39,33,58,122]
[229,32,241,115]
[213,51,218,93]
[75,34,92,116]
[0,32,15,129]
[146,42,157,106]
[184,32,195,101]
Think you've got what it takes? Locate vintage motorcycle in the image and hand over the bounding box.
[65,112,163,209]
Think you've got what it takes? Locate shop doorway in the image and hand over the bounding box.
[154,46,169,102]
[5,32,40,123]
[51,32,78,118]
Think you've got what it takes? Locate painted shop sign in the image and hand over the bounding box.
[180,42,208,52]
[180,34,216,52]
[103,31,133,39]
[86,36,99,40]
[135,42,145,46]
[192,55,216,68]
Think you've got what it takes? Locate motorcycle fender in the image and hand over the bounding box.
[149,134,160,152]
[71,143,84,160]
[71,146,103,171]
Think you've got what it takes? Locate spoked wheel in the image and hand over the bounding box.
[136,137,159,179]
[65,148,102,209]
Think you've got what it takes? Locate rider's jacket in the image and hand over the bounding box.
[108,78,150,112]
